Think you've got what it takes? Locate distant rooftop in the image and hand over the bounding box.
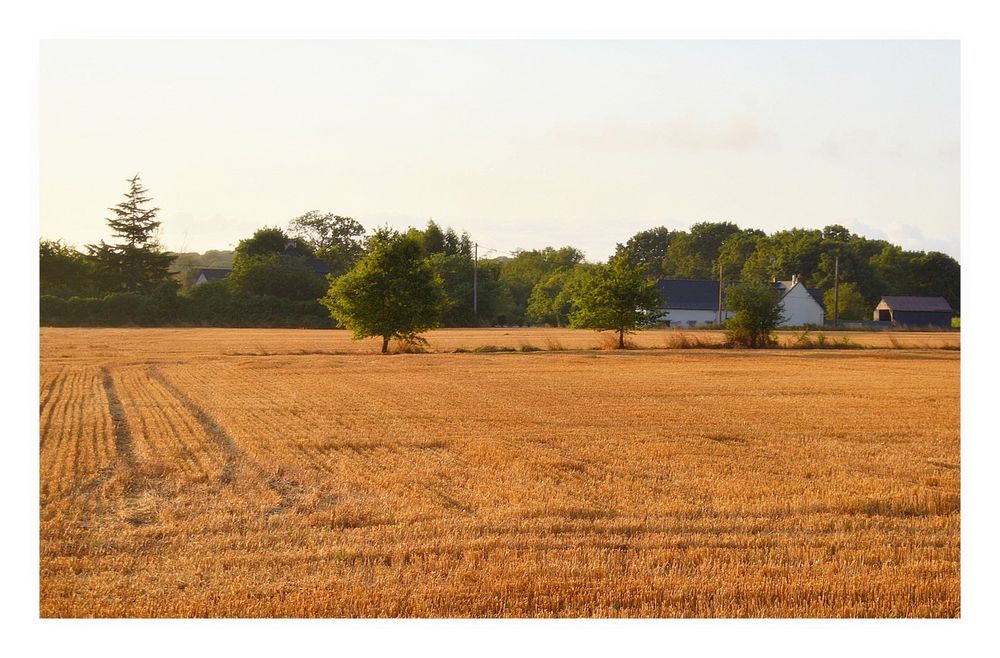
[655,279,721,310]
[194,267,231,282]
[880,296,953,313]
[771,280,824,307]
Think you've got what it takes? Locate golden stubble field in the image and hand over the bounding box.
[39,328,960,617]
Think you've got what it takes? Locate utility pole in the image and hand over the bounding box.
[473,242,478,323]
[833,254,840,329]
[717,260,724,325]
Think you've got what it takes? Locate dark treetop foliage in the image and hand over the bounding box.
[495,246,585,325]
[406,220,473,258]
[87,175,176,294]
[288,211,366,277]
[321,228,449,353]
[228,227,327,301]
[822,281,869,322]
[570,253,662,348]
[615,226,676,281]
[662,221,742,279]
[40,239,97,298]
[526,264,597,328]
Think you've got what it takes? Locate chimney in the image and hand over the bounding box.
[792,273,801,284]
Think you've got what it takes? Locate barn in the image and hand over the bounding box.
[873,296,954,328]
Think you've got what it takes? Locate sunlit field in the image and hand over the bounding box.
[40,326,960,360]
[39,328,959,617]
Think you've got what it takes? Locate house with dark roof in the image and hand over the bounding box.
[873,296,954,328]
[192,267,232,286]
[770,275,825,327]
[655,279,731,327]
[656,275,826,328]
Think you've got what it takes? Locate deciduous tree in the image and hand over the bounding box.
[570,254,661,348]
[823,281,868,321]
[288,211,366,276]
[229,227,325,300]
[723,282,786,348]
[322,229,448,353]
[40,239,97,297]
[615,227,675,280]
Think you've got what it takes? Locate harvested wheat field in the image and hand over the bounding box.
[39,328,959,617]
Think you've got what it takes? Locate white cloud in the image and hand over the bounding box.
[845,219,959,260]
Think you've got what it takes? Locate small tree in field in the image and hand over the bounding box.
[570,253,661,348]
[724,282,786,348]
[322,229,448,353]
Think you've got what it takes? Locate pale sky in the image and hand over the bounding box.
[39,40,959,261]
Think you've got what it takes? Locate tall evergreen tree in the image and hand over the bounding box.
[88,175,175,293]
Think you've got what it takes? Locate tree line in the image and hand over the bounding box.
[40,176,960,334]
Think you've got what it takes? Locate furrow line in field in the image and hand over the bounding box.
[127,369,164,464]
[61,369,92,491]
[42,367,118,506]
[38,366,66,421]
[100,367,136,470]
[119,368,209,478]
[40,368,77,491]
[147,366,244,484]
[155,377,228,474]
[150,378,216,476]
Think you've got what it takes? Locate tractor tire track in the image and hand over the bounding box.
[101,367,136,469]
[147,366,303,515]
[147,366,244,483]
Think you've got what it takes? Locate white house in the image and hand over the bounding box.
[771,275,825,326]
[655,279,733,327]
[656,275,825,328]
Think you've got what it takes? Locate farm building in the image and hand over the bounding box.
[873,296,954,328]
[192,268,231,286]
[771,275,825,327]
[655,279,732,327]
[656,275,825,327]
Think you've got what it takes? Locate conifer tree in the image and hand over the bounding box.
[88,175,175,293]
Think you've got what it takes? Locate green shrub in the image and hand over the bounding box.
[724,282,785,348]
[103,292,148,325]
[65,296,103,325]
[41,280,333,328]
[40,295,68,325]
